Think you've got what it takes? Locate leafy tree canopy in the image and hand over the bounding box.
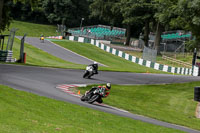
[42,0,90,27]
[0,0,12,34]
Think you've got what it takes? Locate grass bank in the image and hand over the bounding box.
[4,20,57,37]
[3,20,193,71]
[8,37,165,73]
[54,40,167,73]
[0,85,183,133]
[77,82,200,130]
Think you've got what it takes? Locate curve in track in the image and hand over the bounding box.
[16,36,105,66]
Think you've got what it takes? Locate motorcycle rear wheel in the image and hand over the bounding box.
[88,94,100,104]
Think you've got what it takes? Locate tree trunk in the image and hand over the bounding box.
[144,19,150,47]
[0,0,4,32]
[154,22,162,55]
[125,24,131,46]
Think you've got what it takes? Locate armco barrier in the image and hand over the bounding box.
[65,35,198,76]
[0,50,13,62]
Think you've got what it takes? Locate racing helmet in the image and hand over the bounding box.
[94,61,97,64]
[106,83,111,90]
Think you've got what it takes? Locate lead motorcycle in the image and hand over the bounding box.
[80,87,103,104]
[83,66,94,78]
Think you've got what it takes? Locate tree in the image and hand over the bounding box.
[118,0,155,46]
[0,0,41,33]
[0,0,12,34]
[153,0,179,53]
[90,0,121,26]
[176,0,200,50]
[90,0,153,46]
[13,0,40,8]
[0,0,3,25]
[0,0,5,33]
[42,0,90,27]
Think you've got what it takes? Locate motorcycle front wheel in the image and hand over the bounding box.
[80,96,85,101]
[83,71,89,78]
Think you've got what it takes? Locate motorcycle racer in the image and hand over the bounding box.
[86,83,111,103]
[83,62,98,78]
[88,61,98,74]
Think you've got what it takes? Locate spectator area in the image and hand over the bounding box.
[68,25,126,40]
[161,31,192,41]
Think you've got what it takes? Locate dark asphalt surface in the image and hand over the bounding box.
[1,64,200,133]
[16,36,105,66]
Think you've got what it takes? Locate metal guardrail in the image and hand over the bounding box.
[162,55,191,68]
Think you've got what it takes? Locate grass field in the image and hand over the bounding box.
[77,82,200,130]
[10,37,167,73]
[0,85,184,133]
[3,20,57,37]
[54,40,168,73]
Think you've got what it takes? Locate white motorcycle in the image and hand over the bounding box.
[83,66,94,78]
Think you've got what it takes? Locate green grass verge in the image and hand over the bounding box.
[77,82,200,130]
[3,20,57,37]
[54,40,168,73]
[0,85,183,133]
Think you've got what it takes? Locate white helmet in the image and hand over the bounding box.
[94,61,97,64]
[106,83,111,90]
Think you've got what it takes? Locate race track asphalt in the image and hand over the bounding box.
[16,36,105,66]
[1,64,200,133]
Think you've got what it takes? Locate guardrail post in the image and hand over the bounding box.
[194,87,200,102]
[23,52,26,64]
[17,34,26,63]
